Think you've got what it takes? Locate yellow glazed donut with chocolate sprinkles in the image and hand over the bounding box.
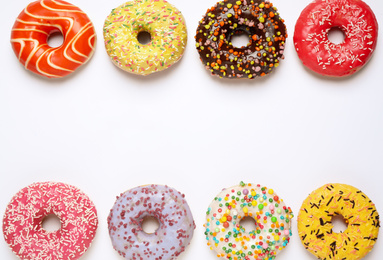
[103,0,187,75]
[298,183,380,260]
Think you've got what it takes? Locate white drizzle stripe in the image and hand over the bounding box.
[63,40,84,64]
[10,38,43,67]
[71,22,95,59]
[41,0,84,14]
[12,28,49,35]
[23,7,74,39]
[52,0,79,8]
[10,39,26,60]
[15,18,63,33]
[47,51,74,72]
[25,43,46,69]
[88,34,96,50]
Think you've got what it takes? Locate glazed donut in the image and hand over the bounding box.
[195,0,287,79]
[11,0,96,78]
[107,184,195,259]
[2,182,98,260]
[204,182,294,259]
[298,183,380,260]
[103,0,187,76]
[293,0,378,77]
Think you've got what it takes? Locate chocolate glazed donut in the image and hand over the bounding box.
[195,0,287,79]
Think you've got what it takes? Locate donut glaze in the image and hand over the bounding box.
[204,182,294,260]
[293,0,378,77]
[11,0,96,78]
[195,0,288,79]
[103,0,187,76]
[108,184,195,260]
[2,182,98,260]
[298,183,380,260]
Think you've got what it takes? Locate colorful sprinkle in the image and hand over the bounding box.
[195,0,287,79]
[204,182,293,259]
[103,0,187,75]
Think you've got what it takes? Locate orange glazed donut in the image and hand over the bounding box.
[11,0,96,78]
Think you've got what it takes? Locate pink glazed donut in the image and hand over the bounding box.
[2,182,98,260]
[108,184,195,260]
[293,0,378,77]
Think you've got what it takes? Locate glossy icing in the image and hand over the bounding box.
[195,0,287,79]
[108,184,195,260]
[2,182,98,260]
[11,0,96,78]
[204,182,293,259]
[293,0,378,77]
[103,0,187,76]
[298,183,380,260]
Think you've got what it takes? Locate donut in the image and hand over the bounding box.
[298,183,380,260]
[10,0,96,78]
[204,182,294,259]
[103,0,187,76]
[107,184,195,259]
[2,182,98,260]
[293,0,378,77]
[195,0,288,79]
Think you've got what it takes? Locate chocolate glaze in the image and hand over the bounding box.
[195,0,287,79]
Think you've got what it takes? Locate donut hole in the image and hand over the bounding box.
[331,214,348,233]
[327,27,346,45]
[137,31,152,45]
[42,214,61,232]
[239,216,257,232]
[141,216,160,234]
[230,30,251,48]
[47,31,64,48]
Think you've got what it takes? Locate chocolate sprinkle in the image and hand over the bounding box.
[298,183,380,260]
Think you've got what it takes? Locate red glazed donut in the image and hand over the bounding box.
[11,0,96,78]
[293,0,378,77]
[2,182,98,260]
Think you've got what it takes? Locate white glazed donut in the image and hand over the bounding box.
[108,184,195,260]
[204,182,294,260]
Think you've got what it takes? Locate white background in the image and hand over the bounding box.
[1,0,383,259]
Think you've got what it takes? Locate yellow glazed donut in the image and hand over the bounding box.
[103,0,187,75]
[298,183,380,260]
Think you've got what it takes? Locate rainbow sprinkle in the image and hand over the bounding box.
[204,181,293,260]
[103,0,187,75]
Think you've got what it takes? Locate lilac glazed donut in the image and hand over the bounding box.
[107,184,195,260]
